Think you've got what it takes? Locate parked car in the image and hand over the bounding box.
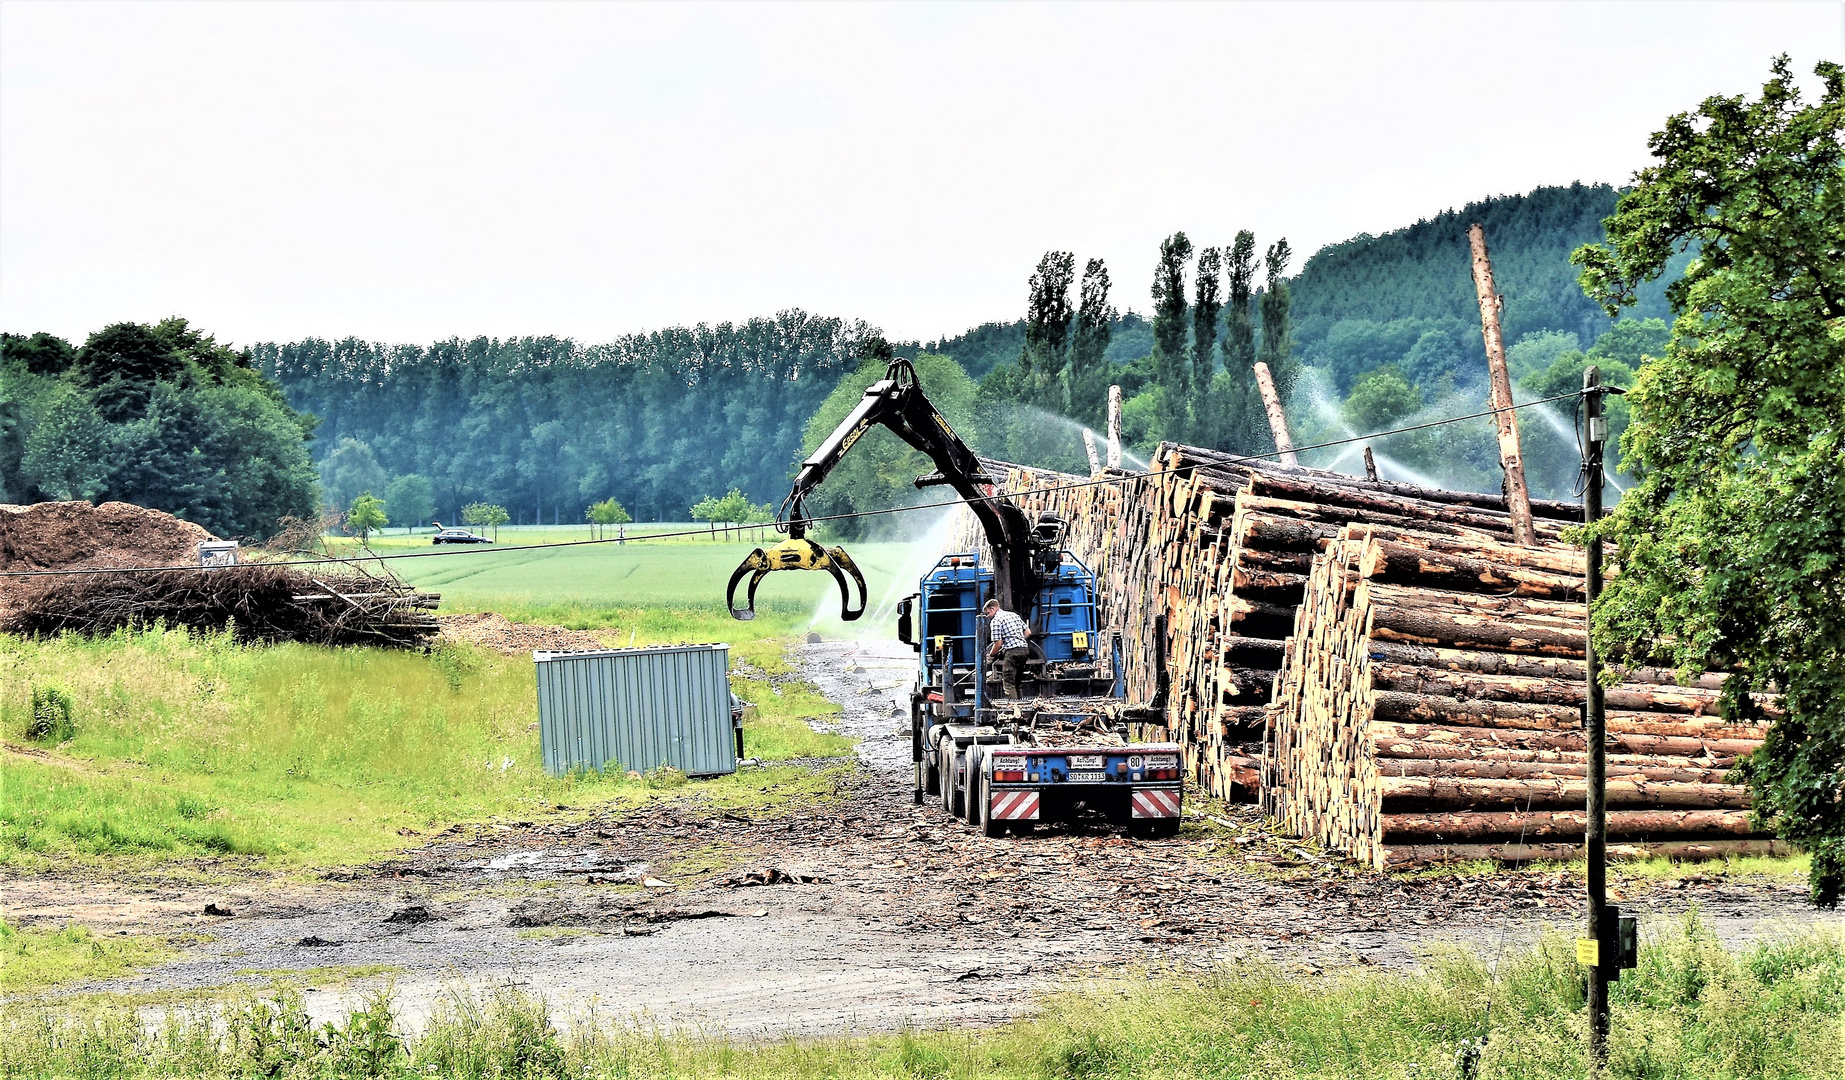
[432,528,492,545]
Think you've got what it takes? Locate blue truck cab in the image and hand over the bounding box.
[896,552,1182,839]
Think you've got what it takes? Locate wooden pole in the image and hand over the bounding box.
[1083,429,1103,476]
[1252,362,1299,468]
[1106,385,1124,469]
[1582,364,1610,1063]
[1468,223,1536,546]
[1363,446,1378,482]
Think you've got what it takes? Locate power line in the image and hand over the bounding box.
[0,389,1587,579]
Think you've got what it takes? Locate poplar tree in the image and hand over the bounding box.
[1258,239,1297,414]
[1217,231,1263,453]
[1020,251,1076,410]
[1150,232,1195,439]
[1189,247,1224,444]
[1067,259,1116,425]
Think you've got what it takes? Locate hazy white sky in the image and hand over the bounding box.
[2,1,1839,348]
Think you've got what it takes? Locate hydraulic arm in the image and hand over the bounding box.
[725,357,1053,622]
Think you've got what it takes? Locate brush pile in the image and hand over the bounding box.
[2,561,441,647]
[0,500,439,647]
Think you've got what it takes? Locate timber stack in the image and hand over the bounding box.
[1264,523,1776,868]
[950,440,1767,864]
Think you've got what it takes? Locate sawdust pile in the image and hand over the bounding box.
[0,501,216,574]
[437,612,623,655]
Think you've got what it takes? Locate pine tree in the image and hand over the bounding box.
[1067,259,1116,425]
[1217,231,1263,454]
[1151,232,1194,439]
[1020,251,1076,411]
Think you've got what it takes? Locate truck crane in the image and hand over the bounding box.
[726,357,1182,838]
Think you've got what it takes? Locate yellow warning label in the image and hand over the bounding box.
[1072,631,1089,650]
[1576,939,1600,966]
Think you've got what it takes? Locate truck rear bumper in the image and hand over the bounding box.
[1130,787,1182,818]
[987,784,1181,823]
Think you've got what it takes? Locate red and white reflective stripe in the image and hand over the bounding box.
[989,790,1040,820]
[1130,789,1182,818]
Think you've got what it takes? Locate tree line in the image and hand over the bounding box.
[250,311,872,529]
[1,319,318,538]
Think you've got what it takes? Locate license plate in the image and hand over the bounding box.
[1065,771,1106,783]
[1068,755,1105,768]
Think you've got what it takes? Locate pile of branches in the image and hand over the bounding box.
[1,560,440,648]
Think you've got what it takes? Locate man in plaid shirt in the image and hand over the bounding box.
[983,598,1032,699]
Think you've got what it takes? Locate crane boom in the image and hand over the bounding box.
[726,357,1056,621]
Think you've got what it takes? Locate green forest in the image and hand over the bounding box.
[2,182,1683,536]
[0,320,318,538]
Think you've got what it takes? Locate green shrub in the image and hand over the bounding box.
[26,683,74,743]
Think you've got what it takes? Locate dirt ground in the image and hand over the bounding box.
[4,638,1835,1036]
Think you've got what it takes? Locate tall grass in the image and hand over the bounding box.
[0,625,848,869]
[5,918,1839,1079]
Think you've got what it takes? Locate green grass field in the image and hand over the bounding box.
[328,526,937,637]
[0,624,849,872]
[6,917,1840,1079]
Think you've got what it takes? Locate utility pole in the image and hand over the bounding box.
[1469,223,1536,546]
[1582,365,1610,1065]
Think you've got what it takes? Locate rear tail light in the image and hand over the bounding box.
[992,755,1026,784]
[1147,767,1181,781]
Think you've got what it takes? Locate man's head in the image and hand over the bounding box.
[984,599,1000,615]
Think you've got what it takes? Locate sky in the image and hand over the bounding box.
[2,1,1840,349]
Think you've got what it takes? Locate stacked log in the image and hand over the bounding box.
[1265,524,1777,868]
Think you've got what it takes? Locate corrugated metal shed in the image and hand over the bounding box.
[534,644,737,778]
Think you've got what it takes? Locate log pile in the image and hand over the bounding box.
[949,440,1769,864]
[1265,524,1777,868]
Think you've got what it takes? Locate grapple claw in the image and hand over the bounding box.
[724,538,864,621]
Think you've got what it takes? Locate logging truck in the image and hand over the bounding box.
[726,356,1181,837]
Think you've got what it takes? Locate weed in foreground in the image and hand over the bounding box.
[4,918,1839,1079]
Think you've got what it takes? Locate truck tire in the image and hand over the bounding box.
[939,743,959,818]
[979,772,1005,838]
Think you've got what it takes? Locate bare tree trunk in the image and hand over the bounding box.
[1468,222,1536,546]
[1106,385,1124,469]
[1083,428,1102,476]
[1252,362,1299,468]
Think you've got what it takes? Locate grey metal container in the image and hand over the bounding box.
[533,644,736,778]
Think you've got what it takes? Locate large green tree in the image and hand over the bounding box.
[1187,247,1223,447]
[1151,232,1195,439]
[1066,259,1116,425]
[1575,57,1845,905]
[1215,231,1264,455]
[1020,251,1076,411]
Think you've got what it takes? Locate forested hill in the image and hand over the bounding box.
[1287,183,1677,392]
[251,312,871,526]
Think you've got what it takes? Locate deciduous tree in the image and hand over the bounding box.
[1574,57,1845,905]
[1151,232,1195,439]
[347,492,387,544]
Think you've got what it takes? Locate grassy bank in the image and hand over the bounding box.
[5,918,1839,1079]
[0,624,849,871]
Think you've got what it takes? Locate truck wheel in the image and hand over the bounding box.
[979,773,1005,838]
[939,743,959,818]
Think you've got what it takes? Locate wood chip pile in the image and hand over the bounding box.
[1266,523,1776,868]
[952,441,1769,865]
